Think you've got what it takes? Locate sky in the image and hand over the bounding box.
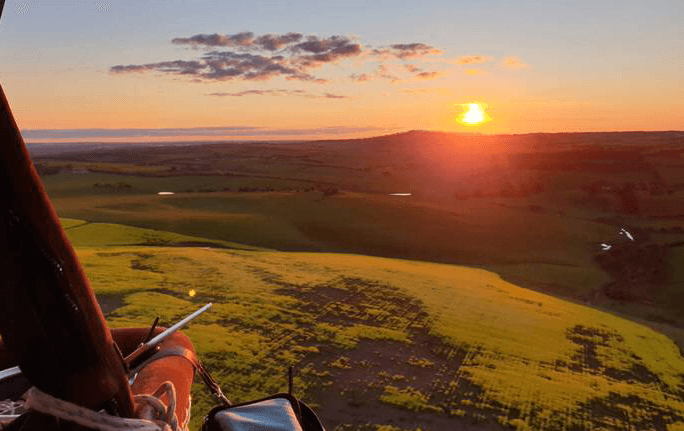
[0,0,683,142]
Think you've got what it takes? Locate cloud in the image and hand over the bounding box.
[23,127,262,139]
[323,93,347,99]
[200,51,313,81]
[389,43,444,59]
[110,60,204,75]
[399,87,452,95]
[171,32,359,61]
[112,51,317,82]
[369,63,445,82]
[208,89,303,97]
[255,33,304,50]
[457,55,490,65]
[414,70,446,80]
[502,56,527,69]
[172,32,255,48]
[23,126,396,143]
[112,31,451,85]
[114,32,365,82]
[290,35,357,54]
[290,35,363,68]
[207,89,348,99]
[285,76,329,84]
[172,32,310,51]
[349,73,373,82]
[371,43,444,60]
[376,64,399,82]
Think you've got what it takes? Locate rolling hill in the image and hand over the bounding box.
[66,219,684,431]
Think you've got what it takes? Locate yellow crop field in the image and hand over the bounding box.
[68,221,684,431]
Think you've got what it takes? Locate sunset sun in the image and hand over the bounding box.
[458,103,490,126]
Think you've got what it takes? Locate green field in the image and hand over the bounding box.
[45,169,684,329]
[35,132,684,430]
[39,161,173,175]
[61,217,264,250]
[37,132,684,334]
[67,220,684,431]
[44,174,614,294]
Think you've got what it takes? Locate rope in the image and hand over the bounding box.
[23,383,182,431]
[0,400,26,416]
[0,399,27,429]
[134,382,178,431]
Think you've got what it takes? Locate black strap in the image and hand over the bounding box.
[130,346,231,407]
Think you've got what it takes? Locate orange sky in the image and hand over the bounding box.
[1,1,682,142]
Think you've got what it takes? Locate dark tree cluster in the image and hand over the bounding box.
[454,180,545,200]
[93,182,133,190]
[238,186,275,192]
[317,185,339,197]
[618,183,639,214]
[583,180,669,197]
[34,163,61,176]
[595,242,667,302]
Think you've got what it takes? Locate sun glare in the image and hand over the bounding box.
[458,103,490,126]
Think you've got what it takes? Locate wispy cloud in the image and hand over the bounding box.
[24,127,262,139]
[414,70,446,80]
[323,93,347,99]
[207,89,348,98]
[370,43,444,60]
[172,32,259,48]
[22,126,395,142]
[172,32,306,51]
[208,89,304,96]
[110,60,204,75]
[349,73,373,82]
[502,56,527,69]
[351,63,446,83]
[399,87,452,95]
[376,64,399,82]
[456,55,491,65]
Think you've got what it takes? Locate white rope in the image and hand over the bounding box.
[0,399,27,428]
[0,400,26,416]
[23,384,182,431]
[134,382,178,431]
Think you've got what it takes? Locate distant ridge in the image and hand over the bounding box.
[25,128,684,149]
[310,129,684,149]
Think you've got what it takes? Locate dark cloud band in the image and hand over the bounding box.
[112,31,448,84]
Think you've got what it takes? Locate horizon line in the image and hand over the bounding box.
[22,127,684,145]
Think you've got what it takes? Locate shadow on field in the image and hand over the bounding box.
[271,276,510,430]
